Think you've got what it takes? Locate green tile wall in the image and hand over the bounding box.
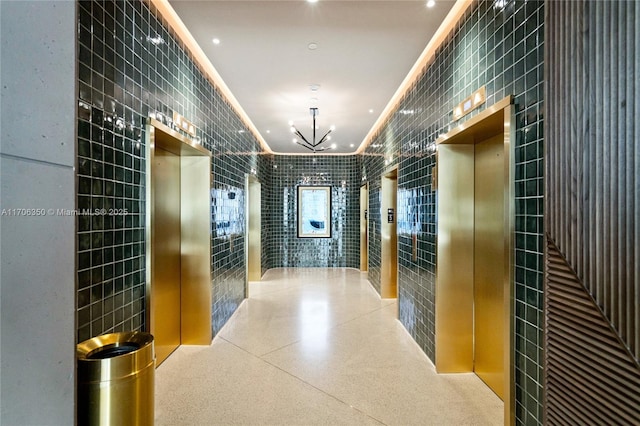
[77,1,545,422]
[362,1,545,424]
[76,0,266,340]
[264,155,361,269]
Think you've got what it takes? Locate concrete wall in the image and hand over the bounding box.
[0,1,76,424]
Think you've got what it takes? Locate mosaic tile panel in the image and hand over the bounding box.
[264,155,361,269]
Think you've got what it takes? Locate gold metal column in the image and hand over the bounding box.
[146,119,212,366]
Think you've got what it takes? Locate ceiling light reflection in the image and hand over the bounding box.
[299,299,328,354]
[146,35,164,46]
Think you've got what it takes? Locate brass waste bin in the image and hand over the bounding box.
[77,331,155,426]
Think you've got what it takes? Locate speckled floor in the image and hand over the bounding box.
[155,268,503,425]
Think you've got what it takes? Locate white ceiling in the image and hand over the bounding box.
[168,0,455,154]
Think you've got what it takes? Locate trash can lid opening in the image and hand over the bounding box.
[87,342,141,359]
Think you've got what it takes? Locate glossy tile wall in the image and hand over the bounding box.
[360,155,389,295]
[76,0,265,341]
[259,156,273,278]
[264,155,361,269]
[362,1,544,424]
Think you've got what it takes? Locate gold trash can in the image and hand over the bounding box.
[77,332,155,426]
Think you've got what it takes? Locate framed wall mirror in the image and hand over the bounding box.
[297,186,331,238]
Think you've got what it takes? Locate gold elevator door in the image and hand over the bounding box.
[247,177,261,283]
[381,169,398,298]
[435,98,514,424]
[152,147,181,363]
[474,134,505,399]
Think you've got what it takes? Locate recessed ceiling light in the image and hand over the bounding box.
[212,38,221,45]
[426,0,436,8]
[308,42,318,50]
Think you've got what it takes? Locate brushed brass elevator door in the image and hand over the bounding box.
[146,119,213,367]
[247,177,261,283]
[152,147,181,364]
[381,169,398,298]
[435,97,514,424]
[474,134,505,399]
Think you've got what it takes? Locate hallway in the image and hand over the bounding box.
[155,268,502,425]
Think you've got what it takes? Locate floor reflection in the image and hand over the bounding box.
[155,268,503,425]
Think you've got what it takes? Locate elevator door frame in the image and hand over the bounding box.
[381,166,398,299]
[434,96,515,425]
[145,118,212,366]
[246,174,262,288]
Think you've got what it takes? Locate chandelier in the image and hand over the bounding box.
[290,108,335,152]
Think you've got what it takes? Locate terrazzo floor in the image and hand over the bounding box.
[155,267,503,425]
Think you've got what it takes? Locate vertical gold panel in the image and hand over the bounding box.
[151,147,181,365]
[503,105,515,426]
[360,184,369,272]
[181,155,213,345]
[381,169,398,298]
[435,144,475,372]
[247,177,262,282]
[474,134,505,399]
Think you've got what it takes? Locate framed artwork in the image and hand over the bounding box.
[297,186,331,238]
